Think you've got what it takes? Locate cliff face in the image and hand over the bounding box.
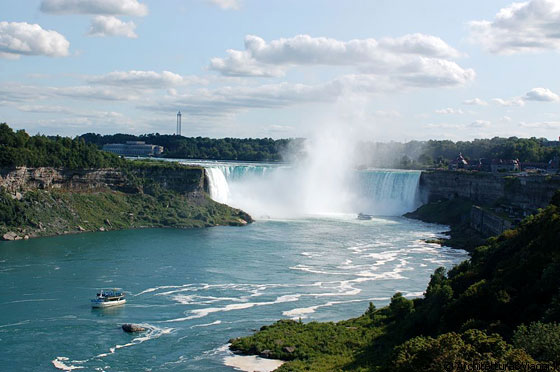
[419,170,560,212]
[0,165,252,241]
[0,166,206,196]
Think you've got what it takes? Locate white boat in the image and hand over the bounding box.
[91,289,126,308]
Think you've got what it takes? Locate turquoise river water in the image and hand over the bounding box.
[0,166,469,371]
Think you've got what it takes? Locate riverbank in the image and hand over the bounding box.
[0,189,252,241]
[404,198,485,252]
[0,163,252,241]
[228,194,560,371]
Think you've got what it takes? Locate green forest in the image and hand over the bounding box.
[230,192,560,371]
[0,123,125,168]
[81,131,559,167]
[358,137,560,169]
[2,123,559,168]
[80,132,298,162]
[419,137,560,165]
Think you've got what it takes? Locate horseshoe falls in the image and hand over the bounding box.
[203,162,421,218]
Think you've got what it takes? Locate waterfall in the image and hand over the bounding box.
[356,170,421,216]
[205,167,230,204]
[204,163,421,218]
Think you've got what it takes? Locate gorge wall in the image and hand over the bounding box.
[0,165,252,241]
[417,170,560,238]
[0,165,207,196]
[419,170,560,213]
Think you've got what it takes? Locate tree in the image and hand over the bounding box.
[390,293,414,319]
[513,322,560,363]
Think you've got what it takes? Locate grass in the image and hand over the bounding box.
[0,189,251,238]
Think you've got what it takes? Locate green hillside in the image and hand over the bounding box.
[230,192,560,371]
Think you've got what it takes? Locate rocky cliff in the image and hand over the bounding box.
[419,170,560,212]
[0,165,206,196]
[0,164,252,241]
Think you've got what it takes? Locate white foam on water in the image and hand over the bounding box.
[51,357,84,371]
[135,285,192,296]
[163,295,301,323]
[0,320,30,328]
[283,299,364,319]
[307,281,362,297]
[171,294,244,305]
[2,298,56,305]
[289,265,344,275]
[403,291,424,298]
[191,320,222,328]
[300,251,322,257]
[93,324,173,360]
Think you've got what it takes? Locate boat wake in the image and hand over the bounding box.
[52,324,173,371]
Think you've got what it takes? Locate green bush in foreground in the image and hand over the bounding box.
[513,322,560,364]
[391,330,535,372]
[230,191,560,371]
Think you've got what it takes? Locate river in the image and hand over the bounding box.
[0,163,468,371]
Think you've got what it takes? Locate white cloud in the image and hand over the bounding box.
[524,87,560,102]
[141,80,343,118]
[520,121,560,128]
[435,108,464,115]
[87,70,204,88]
[210,49,284,77]
[88,16,137,38]
[469,0,560,54]
[0,22,69,59]
[207,0,240,10]
[40,0,148,16]
[423,119,491,130]
[492,97,525,107]
[463,98,488,106]
[17,105,73,114]
[469,120,491,128]
[374,110,401,118]
[379,34,463,58]
[491,87,560,107]
[423,123,464,129]
[209,34,473,88]
[53,85,139,101]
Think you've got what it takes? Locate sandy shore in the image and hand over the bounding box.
[224,355,285,372]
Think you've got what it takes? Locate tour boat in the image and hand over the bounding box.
[357,213,373,220]
[91,289,126,308]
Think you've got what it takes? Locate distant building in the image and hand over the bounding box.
[459,156,520,172]
[479,158,491,172]
[491,159,520,173]
[448,153,468,170]
[176,111,182,136]
[102,141,164,157]
[548,156,560,172]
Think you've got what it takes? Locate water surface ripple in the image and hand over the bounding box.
[0,216,467,371]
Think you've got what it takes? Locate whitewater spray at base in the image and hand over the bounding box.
[205,163,421,219]
[206,99,421,218]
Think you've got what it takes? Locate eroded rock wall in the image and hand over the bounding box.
[419,170,560,212]
[0,166,206,196]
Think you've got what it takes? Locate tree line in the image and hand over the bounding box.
[80,132,300,162]
[419,137,560,165]
[0,123,124,168]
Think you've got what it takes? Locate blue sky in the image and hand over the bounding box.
[1,0,560,140]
